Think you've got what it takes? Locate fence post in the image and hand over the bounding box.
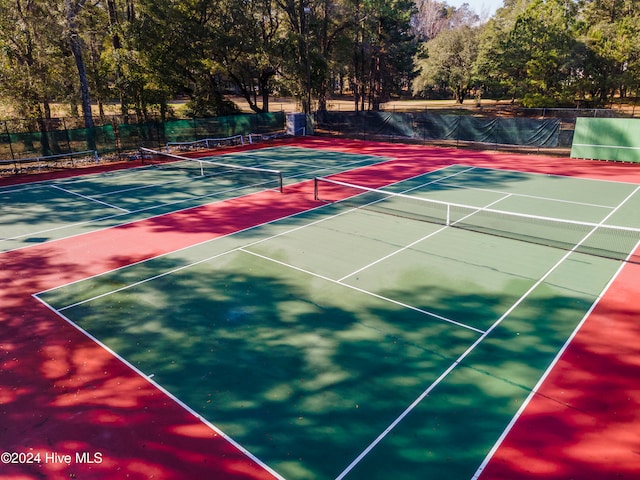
[4,121,16,161]
[62,117,73,154]
[112,118,121,153]
[362,112,366,141]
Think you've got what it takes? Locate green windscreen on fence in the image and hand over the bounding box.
[315,111,415,138]
[415,113,560,147]
[1,112,286,162]
[571,117,640,163]
[316,111,559,147]
[0,125,115,159]
[163,112,285,144]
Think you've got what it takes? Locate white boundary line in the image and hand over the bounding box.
[0,149,393,252]
[238,247,483,334]
[32,199,331,296]
[32,295,286,480]
[50,184,131,213]
[462,162,640,186]
[55,154,380,202]
[83,167,239,199]
[30,163,477,479]
[32,162,640,478]
[334,183,640,480]
[337,192,513,283]
[469,185,640,479]
[572,143,640,151]
[0,156,181,194]
[470,240,640,480]
[1,174,288,249]
[54,248,237,311]
[35,164,463,296]
[41,167,484,334]
[436,181,618,210]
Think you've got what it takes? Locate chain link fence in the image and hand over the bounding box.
[0,112,286,164]
[314,107,636,154]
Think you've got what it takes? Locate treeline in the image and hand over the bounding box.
[0,0,417,125]
[0,0,638,129]
[414,0,640,107]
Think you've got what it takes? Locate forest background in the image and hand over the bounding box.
[0,0,639,128]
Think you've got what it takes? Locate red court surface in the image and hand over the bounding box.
[1,138,639,479]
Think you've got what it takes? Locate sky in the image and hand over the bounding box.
[447,0,504,17]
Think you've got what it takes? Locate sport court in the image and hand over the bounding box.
[29,151,640,479]
[0,146,385,252]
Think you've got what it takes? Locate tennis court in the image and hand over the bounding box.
[31,159,640,479]
[0,146,386,252]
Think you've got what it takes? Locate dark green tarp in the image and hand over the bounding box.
[415,113,560,147]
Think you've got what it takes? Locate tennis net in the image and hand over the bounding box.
[166,134,245,152]
[140,147,283,193]
[314,176,640,263]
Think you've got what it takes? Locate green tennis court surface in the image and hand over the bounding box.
[0,146,386,252]
[36,165,640,479]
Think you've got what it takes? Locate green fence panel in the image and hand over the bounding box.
[66,125,117,154]
[252,111,285,133]
[1,112,287,163]
[118,121,165,150]
[571,117,640,163]
[459,116,497,143]
[415,113,559,147]
[231,115,254,136]
[7,131,46,158]
[415,113,460,141]
[193,117,225,138]
[163,119,197,144]
[374,112,414,137]
[316,111,414,138]
[189,113,285,141]
[493,118,559,147]
[0,129,11,160]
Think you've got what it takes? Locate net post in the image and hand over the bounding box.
[446,204,450,226]
[278,172,283,193]
[313,177,319,201]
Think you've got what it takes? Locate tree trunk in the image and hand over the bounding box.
[65,0,94,130]
[69,34,94,129]
[259,67,276,113]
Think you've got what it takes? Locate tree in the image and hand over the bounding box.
[414,25,479,103]
[411,0,479,41]
[63,0,95,127]
[473,2,522,99]
[350,0,417,111]
[577,0,640,104]
[216,0,282,113]
[275,0,316,113]
[474,0,579,106]
[134,0,239,118]
[0,0,71,119]
[314,0,354,111]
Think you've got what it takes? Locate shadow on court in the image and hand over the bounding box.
[35,240,625,479]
